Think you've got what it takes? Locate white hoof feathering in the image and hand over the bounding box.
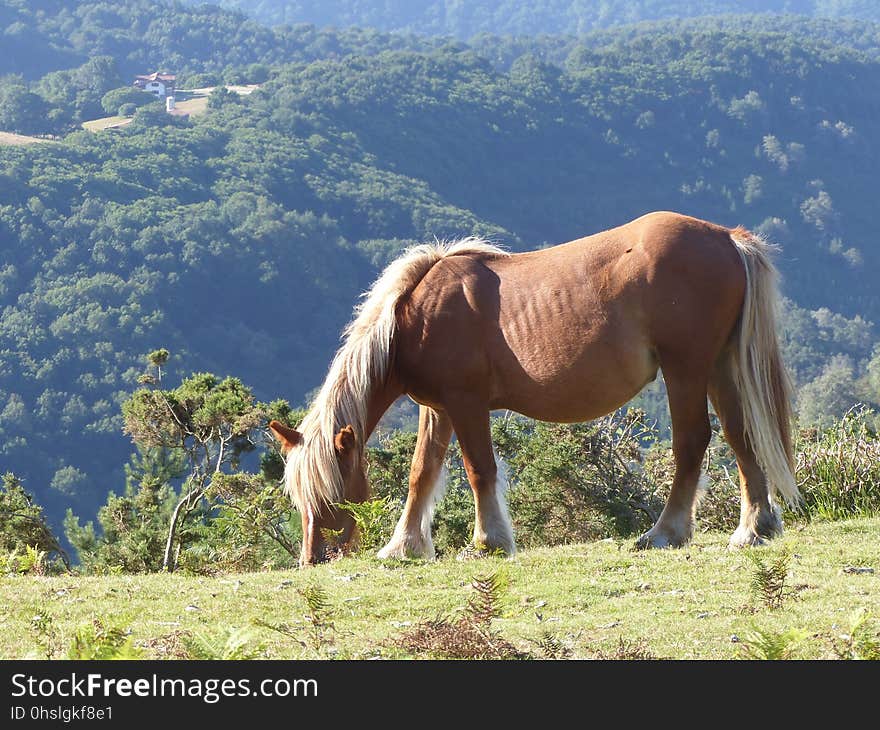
[728,525,768,549]
[472,455,516,555]
[377,465,448,560]
[635,516,693,549]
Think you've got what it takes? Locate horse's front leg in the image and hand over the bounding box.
[445,398,516,556]
[378,405,452,560]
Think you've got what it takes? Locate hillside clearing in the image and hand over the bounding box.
[82,116,132,132]
[186,84,261,97]
[0,131,53,145]
[1,517,877,660]
[172,85,261,117]
[79,85,260,131]
[171,96,208,116]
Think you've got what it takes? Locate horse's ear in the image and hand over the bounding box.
[334,425,356,455]
[269,420,302,454]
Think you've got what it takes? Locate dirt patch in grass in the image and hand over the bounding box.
[135,630,192,659]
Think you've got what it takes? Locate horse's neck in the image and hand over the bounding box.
[363,377,404,439]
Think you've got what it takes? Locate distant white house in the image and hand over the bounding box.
[133,72,176,98]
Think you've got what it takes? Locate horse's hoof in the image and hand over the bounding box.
[729,510,783,549]
[377,538,432,561]
[728,527,770,550]
[376,544,400,560]
[634,533,666,550]
[633,529,689,550]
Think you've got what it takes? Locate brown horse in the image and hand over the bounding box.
[270,211,799,565]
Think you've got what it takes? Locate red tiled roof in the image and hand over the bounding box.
[134,72,176,83]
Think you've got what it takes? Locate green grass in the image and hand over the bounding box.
[1,517,877,660]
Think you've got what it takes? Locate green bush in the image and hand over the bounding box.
[366,431,474,555]
[100,87,155,116]
[183,471,300,572]
[67,361,301,574]
[338,497,397,554]
[4,545,49,576]
[431,450,478,557]
[64,453,183,573]
[66,451,300,575]
[0,472,69,571]
[369,411,667,554]
[796,407,880,520]
[494,412,663,547]
[643,422,742,535]
[366,430,418,504]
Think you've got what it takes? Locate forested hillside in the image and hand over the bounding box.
[1,1,878,533]
[202,0,880,37]
[0,0,440,81]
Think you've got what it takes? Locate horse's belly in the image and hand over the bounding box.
[489,329,658,422]
[491,370,656,422]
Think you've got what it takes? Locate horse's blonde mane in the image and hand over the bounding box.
[285,237,508,514]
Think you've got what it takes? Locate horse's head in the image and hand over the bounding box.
[269,419,368,565]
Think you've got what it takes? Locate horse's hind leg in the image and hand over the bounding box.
[444,398,515,555]
[708,358,783,547]
[378,405,453,560]
[636,369,711,549]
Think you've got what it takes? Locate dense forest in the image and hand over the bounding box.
[201,0,880,37]
[0,0,445,81]
[1,1,878,541]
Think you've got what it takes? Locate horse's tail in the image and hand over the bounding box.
[727,227,800,507]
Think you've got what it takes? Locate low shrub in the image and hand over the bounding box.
[796,407,880,520]
[0,472,69,572]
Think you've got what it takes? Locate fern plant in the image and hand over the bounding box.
[530,630,573,659]
[298,584,335,656]
[466,572,506,625]
[830,610,880,660]
[394,571,526,659]
[182,627,265,660]
[747,549,792,609]
[337,497,396,553]
[30,612,61,659]
[67,619,143,660]
[253,583,338,658]
[593,636,657,660]
[4,545,48,575]
[736,624,808,660]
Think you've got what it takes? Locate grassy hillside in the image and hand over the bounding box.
[2,517,878,660]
